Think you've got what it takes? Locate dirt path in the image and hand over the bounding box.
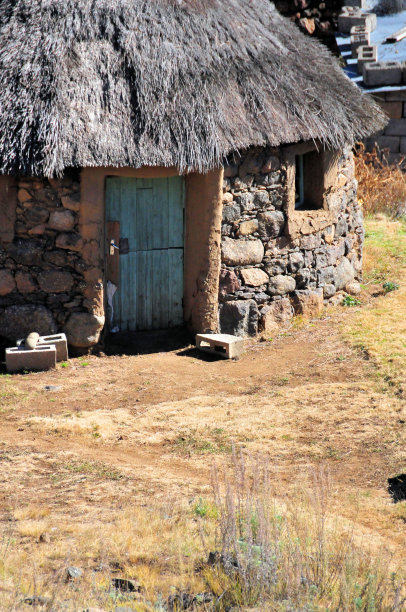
[1,308,405,558]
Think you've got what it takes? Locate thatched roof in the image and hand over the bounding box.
[0,0,386,177]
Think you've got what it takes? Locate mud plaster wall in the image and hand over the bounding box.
[219,144,363,337]
[0,167,223,348]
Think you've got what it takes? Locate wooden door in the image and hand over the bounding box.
[105,176,185,331]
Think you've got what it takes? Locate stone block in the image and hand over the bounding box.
[219,300,258,337]
[345,281,362,296]
[63,312,104,347]
[264,258,287,275]
[240,268,268,286]
[37,270,74,294]
[61,194,80,212]
[288,252,304,273]
[318,266,335,286]
[259,297,294,333]
[357,46,378,75]
[24,206,49,226]
[253,190,270,207]
[363,62,402,87]
[222,192,234,204]
[222,203,241,223]
[268,275,296,296]
[237,219,258,236]
[298,233,321,250]
[334,258,355,290]
[323,284,336,298]
[385,119,406,136]
[48,209,75,231]
[0,270,15,296]
[257,211,285,240]
[295,268,311,289]
[338,8,376,33]
[15,272,36,293]
[195,333,244,360]
[291,289,323,318]
[7,238,45,266]
[222,237,264,266]
[234,192,254,211]
[219,269,240,300]
[6,345,56,373]
[55,232,84,251]
[262,155,280,173]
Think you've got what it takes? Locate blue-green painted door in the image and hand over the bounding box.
[105,176,185,331]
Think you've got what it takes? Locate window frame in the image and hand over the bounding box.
[282,141,339,240]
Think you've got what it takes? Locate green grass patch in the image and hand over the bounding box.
[345,217,406,390]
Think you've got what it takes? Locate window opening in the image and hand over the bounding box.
[294,150,324,211]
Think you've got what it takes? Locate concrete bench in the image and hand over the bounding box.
[6,345,57,373]
[363,61,402,87]
[17,333,68,362]
[195,333,244,360]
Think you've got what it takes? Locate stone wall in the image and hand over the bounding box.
[0,146,363,349]
[0,172,104,349]
[219,144,363,336]
[365,90,406,167]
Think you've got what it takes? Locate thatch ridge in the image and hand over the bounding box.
[0,0,386,177]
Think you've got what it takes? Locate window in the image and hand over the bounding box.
[294,150,325,211]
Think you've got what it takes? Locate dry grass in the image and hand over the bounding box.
[354,143,406,217]
[345,217,406,389]
[0,212,405,608]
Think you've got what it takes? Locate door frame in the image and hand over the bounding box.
[104,175,186,332]
[79,165,224,336]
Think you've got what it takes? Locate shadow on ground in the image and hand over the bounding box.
[103,326,194,356]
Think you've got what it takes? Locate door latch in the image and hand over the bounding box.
[109,239,120,256]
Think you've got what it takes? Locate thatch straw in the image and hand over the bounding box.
[0,0,386,177]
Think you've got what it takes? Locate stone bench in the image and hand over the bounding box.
[195,333,244,360]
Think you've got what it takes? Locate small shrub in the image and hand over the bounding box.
[383,281,400,294]
[342,295,362,307]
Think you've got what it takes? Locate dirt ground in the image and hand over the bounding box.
[1,302,405,572]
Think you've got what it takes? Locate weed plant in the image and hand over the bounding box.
[205,448,406,611]
[354,143,406,217]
